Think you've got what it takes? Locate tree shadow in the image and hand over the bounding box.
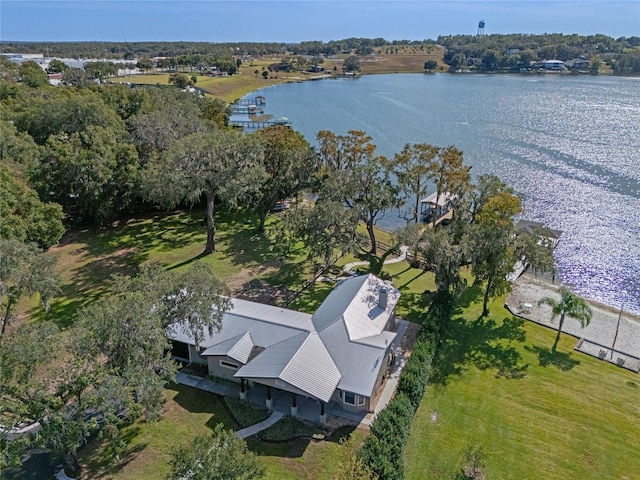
[525,345,580,371]
[456,282,484,309]
[430,313,529,385]
[166,251,208,271]
[219,210,277,268]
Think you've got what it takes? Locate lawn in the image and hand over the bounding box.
[80,383,236,479]
[79,382,366,480]
[404,289,640,480]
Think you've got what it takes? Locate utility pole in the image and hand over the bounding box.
[610,302,624,360]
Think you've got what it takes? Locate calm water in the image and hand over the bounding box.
[239,74,640,314]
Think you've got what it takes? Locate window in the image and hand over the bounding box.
[358,396,366,406]
[343,391,356,405]
[220,360,239,370]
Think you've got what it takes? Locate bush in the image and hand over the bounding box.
[359,295,449,479]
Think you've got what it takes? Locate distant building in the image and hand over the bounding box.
[1,53,45,65]
[565,58,590,70]
[543,60,565,70]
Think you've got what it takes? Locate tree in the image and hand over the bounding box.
[334,433,378,480]
[33,125,140,226]
[18,61,48,88]
[317,130,398,256]
[424,60,438,72]
[261,70,268,79]
[167,424,265,480]
[200,97,232,129]
[538,286,593,352]
[144,130,265,254]
[471,191,522,316]
[0,321,130,472]
[136,58,154,73]
[0,164,64,249]
[82,263,230,417]
[129,88,206,160]
[169,72,193,89]
[392,143,439,223]
[0,239,59,339]
[84,61,118,79]
[254,126,319,231]
[343,56,361,72]
[47,59,68,74]
[61,67,91,87]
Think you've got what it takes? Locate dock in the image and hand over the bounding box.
[230,119,292,130]
[232,105,264,115]
[234,96,266,106]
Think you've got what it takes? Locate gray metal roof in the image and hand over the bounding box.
[168,274,400,401]
[419,191,455,206]
[227,332,255,364]
[319,319,389,397]
[313,274,400,341]
[234,332,341,402]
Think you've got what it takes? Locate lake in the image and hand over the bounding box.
[236,73,640,314]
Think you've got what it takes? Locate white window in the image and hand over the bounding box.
[343,391,356,405]
[358,395,366,406]
[220,360,239,370]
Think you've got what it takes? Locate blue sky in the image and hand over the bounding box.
[2,1,639,43]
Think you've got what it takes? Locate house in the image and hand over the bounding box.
[309,65,325,73]
[565,58,590,70]
[543,60,565,71]
[167,274,400,423]
[420,191,456,224]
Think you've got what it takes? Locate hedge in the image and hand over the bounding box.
[358,293,451,479]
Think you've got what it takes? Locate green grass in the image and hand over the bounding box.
[404,291,640,480]
[258,416,326,442]
[80,383,236,479]
[224,397,271,428]
[247,428,368,480]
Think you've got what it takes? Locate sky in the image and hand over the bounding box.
[1,1,639,43]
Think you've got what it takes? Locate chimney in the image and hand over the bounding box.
[378,287,388,310]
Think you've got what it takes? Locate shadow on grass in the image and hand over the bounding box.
[166,251,209,271]
[78,423,148,479]
[246,437,310,459]
[431,312,529,385]
[525,345,580,371]
[219,210,277,267]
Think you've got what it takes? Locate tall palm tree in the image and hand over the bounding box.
[538,286,593,352]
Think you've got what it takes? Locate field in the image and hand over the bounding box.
[113,47,446,103]
[404,287,640,480]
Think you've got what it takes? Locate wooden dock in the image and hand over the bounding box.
[234,96,266,106]
[230,119,292,130]
[232,106,264,114]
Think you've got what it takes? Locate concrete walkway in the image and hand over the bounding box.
[175,372,238,396]
[236,412,284,439]
[343,245,409,275]
[373,319,410,417]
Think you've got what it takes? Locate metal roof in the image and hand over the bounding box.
[235,332,341,402]
[419,191,455,206]
[313,274,400,341]
[319,319,389,397]
[168,274,401,401]
[227,332,255,364]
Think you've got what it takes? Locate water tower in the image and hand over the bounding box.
[477,20,485,36]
